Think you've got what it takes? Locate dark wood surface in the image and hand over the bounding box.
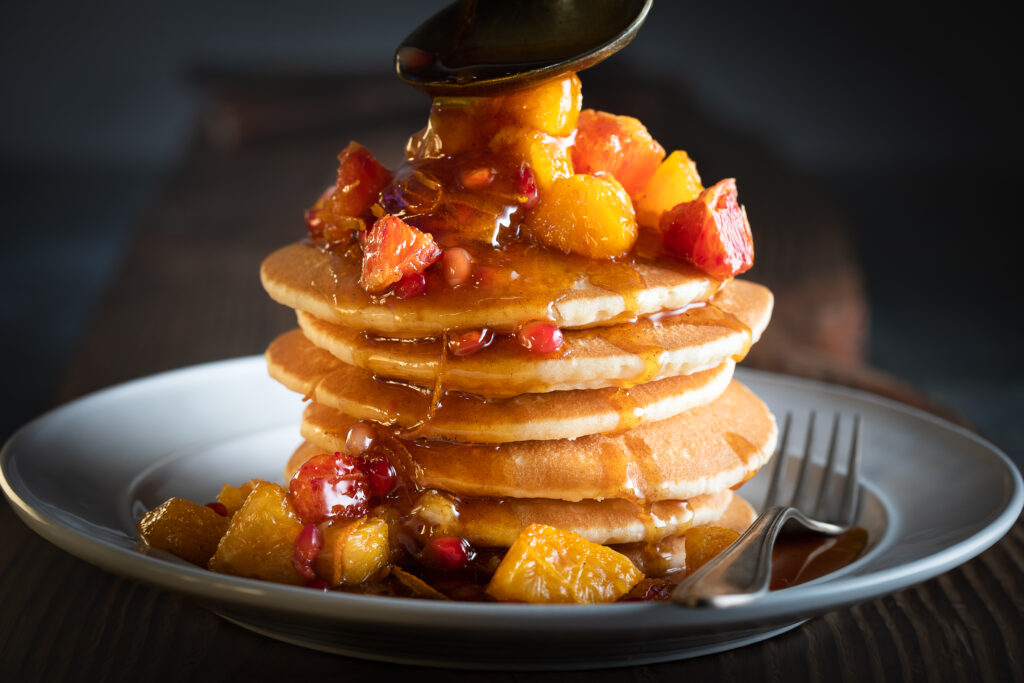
[3,71,1022,681]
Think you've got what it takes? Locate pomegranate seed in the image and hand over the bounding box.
[458,166,495,190]
[393,272,428,299]
[517,321,563,354]
[448,329,494,356]
[345,421,375,455]
[515,164,539,209]
[362,454,397,498]
[442,247,474,287]
[205,502,228,516]
[292,523,324,580]
[425,536,471,571]
[307,578,330,591]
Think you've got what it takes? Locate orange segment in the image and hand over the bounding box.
[137,497,230,567]
[524,173,638,258]
[489,126,573,190]
[216,479,264,516]
[314,517,390,586]
[486,524,643,603]
[499,73,583,136]
[684,526,740,574]
[634,150,703,230]
[208,482,306,585]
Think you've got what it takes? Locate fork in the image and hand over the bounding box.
[672,411,861,607]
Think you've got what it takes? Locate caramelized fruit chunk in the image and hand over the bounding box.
[359,215,442,294]
[288,452,369,525]
[313,517,390,586]
[660,178,754,279]
[684,526,741,574]
[137,497,230,567]
[634,150,703,230]
[524,174,638,257]
[217,479,263,516]
[572,109,666,197]
[499,73,583,136]
[489,126,573,189]
[486,524,643,603]
[208,482,306,585]
[306,143,390,239]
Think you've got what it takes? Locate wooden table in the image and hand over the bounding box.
[2,69,1021,680]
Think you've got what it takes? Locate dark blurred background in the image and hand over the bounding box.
[1,1,1020,464]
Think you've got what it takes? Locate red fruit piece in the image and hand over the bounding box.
[571,109,666,197]
[515,164,539,209]
[517,321,563,354]
[425,536,472,571]
[329,141,391,218]
[449,329,494,356]
[359,215,442,294]
[292,523,324,579]
[660,178,754,280]
[288,452,369,525]
[393,272,428,299]
[362,454,397,499]
[205,502,228,517]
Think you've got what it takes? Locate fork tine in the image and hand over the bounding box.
[762,412,792,509]
[788,412,817,508]
[838,414,862,526]
[813,413,842,518]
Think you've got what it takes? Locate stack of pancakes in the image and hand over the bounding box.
[261,241,776,572]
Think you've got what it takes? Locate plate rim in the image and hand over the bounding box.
[1,357,1021,631]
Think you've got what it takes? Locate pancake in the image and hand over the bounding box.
[295,278,772,397]
[613,494,756,575]
[282,441,735,547]
[300,380,777,503]
[267,329,735,442]
[261,240,723,336]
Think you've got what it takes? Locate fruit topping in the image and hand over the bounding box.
[314,517,391,586]
[359,215,442,294]
[524,173,638,257]
[205,502,228,517]
[292,523,324,579]
[288,452,370,525]
[634,150,703,230]
[486,524,643,603]
[448,328,494,356]
[137,497,231,567]
[458,166,496,190]
[571,109,666,197]
[684,526,741,574]
[515,163,540,209]
[362,453,398,499]
[345,421,375,455]
[208,482,306,585]
[393,272,429,299]
[330,142,392,219]
[660,178,754,279]
[217,479,262,516]
[498,73,582,136]
[442,247,474,286]
[622,578,674,601]
[517,321,564,354]
[489,126,573,190]
[423,535,472,572]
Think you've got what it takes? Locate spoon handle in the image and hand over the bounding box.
[672,506,843,608]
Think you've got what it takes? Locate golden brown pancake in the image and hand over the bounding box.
[267,329,735,442]
[294,278,772,397]
[261,240,724,336]
[300,380,777,503]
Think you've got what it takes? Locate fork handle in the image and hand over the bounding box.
[672,506,842,608]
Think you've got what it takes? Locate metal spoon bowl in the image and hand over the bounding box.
[396,0,652,96]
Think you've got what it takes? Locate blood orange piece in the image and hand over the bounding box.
[359,215,442,294]
[660,178,754,279]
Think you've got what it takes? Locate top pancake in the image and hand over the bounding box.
[296,278,773,397]
[261,240,723,336]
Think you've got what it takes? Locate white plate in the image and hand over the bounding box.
[2,359,1020,670]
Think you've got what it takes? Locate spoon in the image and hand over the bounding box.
[396,0,653,96]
